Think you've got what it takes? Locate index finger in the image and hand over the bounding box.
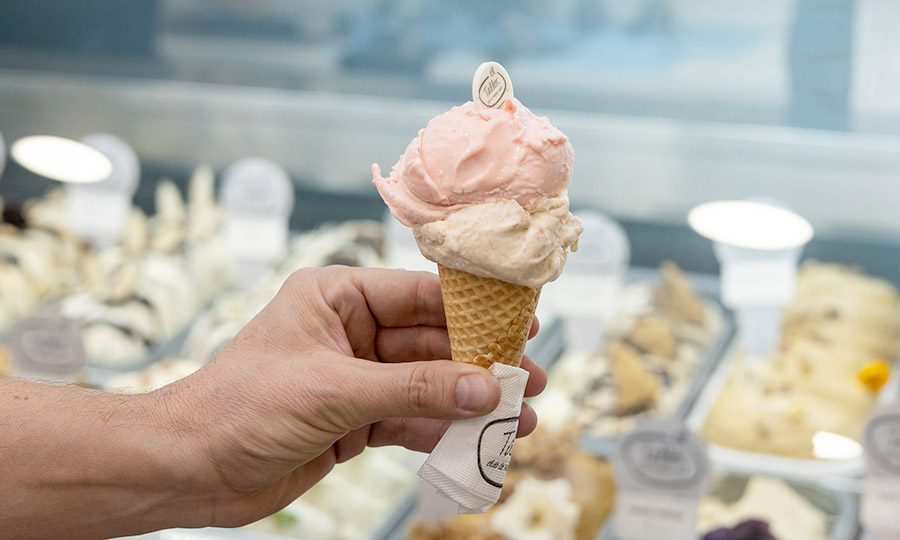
[345,268,542,334]
[346,267,446,328]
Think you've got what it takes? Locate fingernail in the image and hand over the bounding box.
[456,374,491,411]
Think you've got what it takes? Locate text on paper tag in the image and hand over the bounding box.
[862,405,900,534]
[11,307,86,378]
[613,419,710,540]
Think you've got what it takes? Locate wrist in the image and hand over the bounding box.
[137,382,222,529]
[71,388,218,535]
[0,378,219,538]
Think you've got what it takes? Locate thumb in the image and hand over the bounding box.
[326,357,502,430]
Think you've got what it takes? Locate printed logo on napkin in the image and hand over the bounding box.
[477,416,519,487]
[10,307,86,378]
[613,420,710,540]
[473,62,513,109]
[862,404,900,534]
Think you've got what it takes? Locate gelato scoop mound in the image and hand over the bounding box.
[373,98,574,228]
[414,198,582,288]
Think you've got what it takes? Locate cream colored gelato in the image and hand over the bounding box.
[182,220,387,363]
[533,264,722,437]
[702,262,900,459]
[490,477,580,540]
[407,427,615,540]
[249,446,415,540]
[414,198,581,288]
[698,477,829,540]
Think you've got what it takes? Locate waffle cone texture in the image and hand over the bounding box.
[438,265,540,369]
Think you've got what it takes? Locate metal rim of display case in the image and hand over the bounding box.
[598,468,859,540]
[81,315,198,388]
[576,268,735,458]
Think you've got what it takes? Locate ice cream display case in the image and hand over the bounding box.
[597,470,859,540]
[533,266,733,455]
[378,435,859,540]
[686,262,900,480]
[4,1,900,539]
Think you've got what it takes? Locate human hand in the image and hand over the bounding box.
[161,266,546,528]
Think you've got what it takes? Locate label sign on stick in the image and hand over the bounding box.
[719,257,797,307]
[10,306,86,381]
[67,134,140,248]
[472,61,514,110]
[862,404,900,536]
[220,158,293,262]
[613,420,711,540]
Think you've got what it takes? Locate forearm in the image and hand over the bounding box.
[0,378,213,539]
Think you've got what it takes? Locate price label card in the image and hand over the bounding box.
[223,215,289,262]
[10,307,86,380]
[67,134,140,247]
[220,158,294,264]
[862,405,900,536]
[66,190,132,245]
[720,258,797,307]
[613,420,711,540]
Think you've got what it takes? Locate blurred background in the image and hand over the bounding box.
[1,0,899,277]
[3,3,900,540]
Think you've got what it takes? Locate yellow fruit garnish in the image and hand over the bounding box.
[857,360,891,392]
[787,403,806,422]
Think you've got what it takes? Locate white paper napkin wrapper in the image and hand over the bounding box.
[418,362,529,514]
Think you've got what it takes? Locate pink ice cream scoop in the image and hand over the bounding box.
[372,98,574,227]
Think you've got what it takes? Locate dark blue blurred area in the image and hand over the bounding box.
[0,0,159,57]
[0,0,862,132]
[787,0,855,131]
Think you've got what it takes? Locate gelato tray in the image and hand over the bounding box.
[687,340,899,480]
[381,433,857,540]
[533,264,734,455]
[98,220,388,390]
[382,426,617,540]
[686,262,900,479]
[79,300,205,387]
[600,471,858,540]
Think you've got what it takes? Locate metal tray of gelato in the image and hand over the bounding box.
[82,320,196,388]
[599,469,858,540]
[686,339,900,480]
[382,426,618,540]
[685,262,900,480]
[534,265,735,458]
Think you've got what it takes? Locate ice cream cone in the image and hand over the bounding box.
[438,265,540,369]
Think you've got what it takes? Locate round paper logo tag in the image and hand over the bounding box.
[10,307,86,377]
[472,62,514,109]
[615,419,710,497]
[865,411,900,475]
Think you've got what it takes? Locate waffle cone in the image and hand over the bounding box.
[438,265,540,369]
